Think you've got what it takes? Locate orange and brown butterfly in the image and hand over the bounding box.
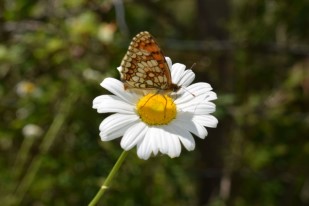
[119,31,180,93]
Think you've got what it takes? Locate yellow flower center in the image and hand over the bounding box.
[136,93,177,125]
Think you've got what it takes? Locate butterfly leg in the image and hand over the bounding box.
[140,93,158,109]
[163,94,168,118]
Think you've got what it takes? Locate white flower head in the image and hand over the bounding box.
[93,57,218,160]
[22,124,43,138]
[16,81,42,98]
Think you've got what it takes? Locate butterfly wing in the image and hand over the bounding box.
[119,31,173,91]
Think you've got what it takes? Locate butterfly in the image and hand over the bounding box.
[119,31,180,93]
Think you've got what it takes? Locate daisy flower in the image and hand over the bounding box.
[93,57,218,160]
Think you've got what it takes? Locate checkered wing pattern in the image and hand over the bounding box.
[119,31,178,92]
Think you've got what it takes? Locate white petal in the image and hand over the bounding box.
[173,113,208,139]
[192,119,209,139]
[177,69,195,87]
[159,125,182,158]
[137,132,153,160]
[197,94,214,104]
[148,128,159,156]
[154,127,168,154]
[174,90,195,105]
[201,91,217,101]
[165,130,181,158]
[99,114,139,141]
[93,95,135,114]
[193,115,218,128]
[100,123,133,141]
[188,82,212,92]
[121,122,147,150]
[167,123,195,151]
[175,82,214,105]
[151,126,168,154]
[165,57,173,69]
[171,63,186,84]
[178,101,216,114]
[100,78,139,104]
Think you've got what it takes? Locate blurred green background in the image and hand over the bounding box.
[1,0,309,205]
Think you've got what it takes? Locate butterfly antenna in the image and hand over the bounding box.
[193,94,210,113]
[178,62,196,97]
[189,63,196,70]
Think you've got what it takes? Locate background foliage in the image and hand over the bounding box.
[1,0,308,205]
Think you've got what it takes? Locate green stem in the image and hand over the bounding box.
[88,150,129,206]
[13,136,36,178]
[13,94,76,205]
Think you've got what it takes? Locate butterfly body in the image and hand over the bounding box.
[119,31,180,93]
